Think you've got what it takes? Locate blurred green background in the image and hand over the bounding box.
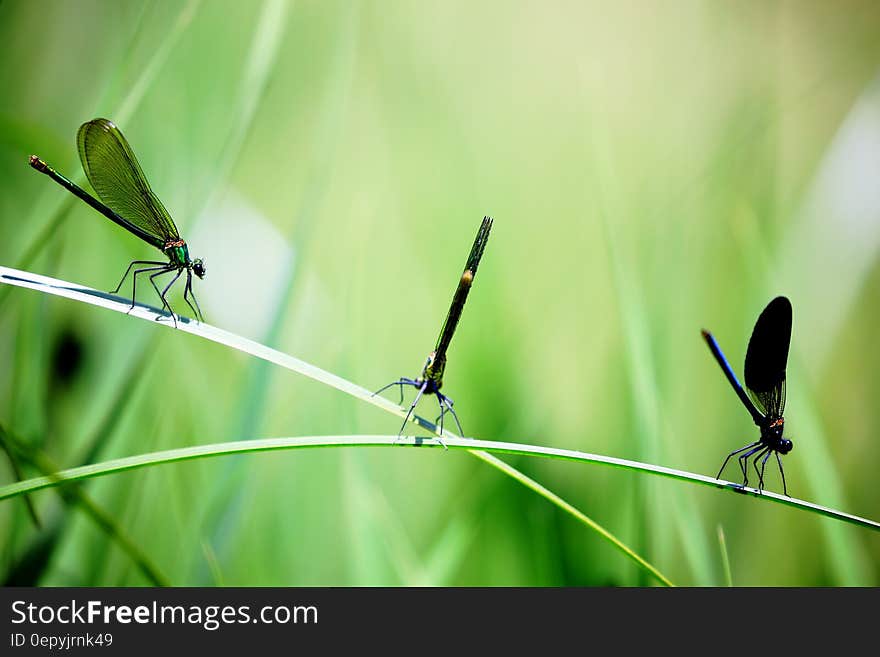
[2,0,880,586]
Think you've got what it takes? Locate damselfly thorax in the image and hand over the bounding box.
[761,417,792,455]
[421,350,446,392]
[163,239,205,277]
[163,239,189,267]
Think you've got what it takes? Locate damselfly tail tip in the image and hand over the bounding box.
[700,329,711,340]
[28,155,48,172]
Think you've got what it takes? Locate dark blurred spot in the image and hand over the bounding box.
[51,327,86,386]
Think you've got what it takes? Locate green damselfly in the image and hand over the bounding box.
[376,216,493,437]
[29,118,204,325]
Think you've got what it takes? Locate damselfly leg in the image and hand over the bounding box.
[716,440,760,481]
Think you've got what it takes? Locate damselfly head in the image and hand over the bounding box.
[779,438,793,454]
[193,258,206,279]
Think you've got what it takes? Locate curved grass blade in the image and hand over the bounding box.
[0,267,676,585]
[0,435,678,585]
[717,525,733,587]
[192,0,294,577]
[467,449,672,586]
[0,425,168,586]
[0,435,877,534]
[0,429,40,527]
[7,268,880,583]
[597,200,714,583]
[3,266,879,536]
[5,269,880,521]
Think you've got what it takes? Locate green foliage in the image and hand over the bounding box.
[2,0,880,585]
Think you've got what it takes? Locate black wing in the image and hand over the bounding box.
[77,119,179,246]
[744,296,792,418]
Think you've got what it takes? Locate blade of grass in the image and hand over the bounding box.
[201,0,354,571]
[1,435,878,534]
[571,70,722,583]
[346,453,427,585]
[6,266,880,538]
[1,339,161,584]
[0,434,673,585]
[590,133,715,585]
[717,525,733,588]
[200,539,225,587]
[0,265,462,435]
[467,450,672,586]
[424,515,478,586]
[6,266,880,579]
[0,426,168,586]
[1,267,676,585]
[729,147,876,585]
[190,0,290,444]
[75,342,156,467]
[0,203,75,310]
[111,0,203,127]
[0,431,40,527]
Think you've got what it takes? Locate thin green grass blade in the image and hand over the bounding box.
[200,539,225,587]
[717,525,733,588]
[76,342,156,467]
[346,453,427,585]
[0,203,74,310]
[195,0,288,221]
[189,0,291,572]
[467,450,673,587]
[588,119,715,585]
[0,269,677,585]
[1,435,878,532]
[207,0,356,545]
[3,270,666,583]
[724,131,876,584]
[4,266,880,581]
[424,515,477,586]
[111,0,203,127]
[0,426,168,586]
[0,430,40,527]
[787,393,872,584]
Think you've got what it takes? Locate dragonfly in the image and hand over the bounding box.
[701,296,793,495]
[376,216,493,439]
[29,118,204,326]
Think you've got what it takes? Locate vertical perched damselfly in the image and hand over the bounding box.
[376,217,494,439]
